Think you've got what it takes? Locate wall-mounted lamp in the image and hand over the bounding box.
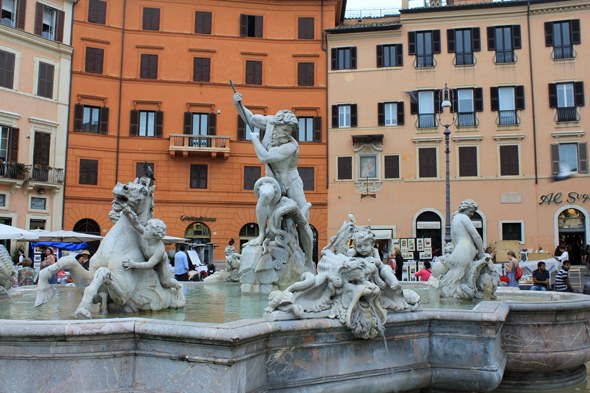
[38,188,46,194]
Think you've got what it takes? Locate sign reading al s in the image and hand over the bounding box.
[539,192,590,205]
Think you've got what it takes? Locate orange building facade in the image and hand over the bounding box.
[65,0,343,260]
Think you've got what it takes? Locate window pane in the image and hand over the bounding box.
[496,28,504,51]
[147,112,155,136]
[344,49,350,69]
[1,0,16,27]
[553,23,562,47]
[503,27,512,51]
[306,118,313,141]
[458,90,473,112]
[561,23,570,46]
[339,106,350,127]
[424,32,432,55]
[0,127,9,160]
[417,33,424,55]
[419,91,434,114]
[557,84,574,108]
[559,143,578,172]
[83,107,91,131]
[385,103,397,125]
[139,112,147,136]
[499,88,514,110]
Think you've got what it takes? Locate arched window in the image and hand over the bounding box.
[184,222,211,242]
[239,223,259,252]
[73,219,101,255]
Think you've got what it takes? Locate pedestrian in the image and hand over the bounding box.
[18,258,35,286]
[394,248,403,281]
[415,261,432,282]
[555,245,569,263]
[174,245,189,282]
[506,251,520,288]
[76,250,91,270]
[530,261,550,291]
[17,249,24,265]
[555,261,579,293]
[387,251,396,271]
[40,248,58,284]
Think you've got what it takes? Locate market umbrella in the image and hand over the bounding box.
[29,230,103,243]
[0,224,40,240]
[163,235,189,245]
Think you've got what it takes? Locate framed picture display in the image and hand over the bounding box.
[424,238,431,247]
[424,247,432,253]
[420,251,432,259]
[359,155,377,178]
[407,239,415,252]
[402,252,414,260]
[416,239,424,251]
[34,254,41,262]
[400,239,408,251]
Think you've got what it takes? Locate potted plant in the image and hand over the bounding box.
[14,163,29,180]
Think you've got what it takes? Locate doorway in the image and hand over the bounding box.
[558,208,586,264]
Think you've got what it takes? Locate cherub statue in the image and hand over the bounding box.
[225,239,241,282]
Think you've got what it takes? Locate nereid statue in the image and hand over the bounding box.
[430,199,499,300]
[233,92,314,293]
[35,177,185,318]
[265,214,421,340]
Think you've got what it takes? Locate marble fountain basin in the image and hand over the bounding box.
[0,283,589,393]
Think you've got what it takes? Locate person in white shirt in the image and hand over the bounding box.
[555,245,569,263]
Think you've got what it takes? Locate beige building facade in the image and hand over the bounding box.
[327,0,590,263]
[0,0,74,249]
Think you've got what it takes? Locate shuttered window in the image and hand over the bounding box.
[85,47,104,74]
[74,104,109,134]
[332,104,357,128]
[244,166,261,190]
[193,57,210,82]
[32,132,50,168]
[408,30,441,68]
[459,146,477,177]
[245,60,262,85]
[194,11,212,34]
[296,117,321,142]
[297,62,314,86]
[298,17,314,39]
[88,0,106,24]
[297,167,314,191]
[545,20,580,59]
[378,102,404,126]
[550,143,588,174]
[79,159,98,185]
[502,222,523,242]
[487,26,521,63]
[0,126,19,162]
[240,14,263,38]
[337,156,352,180]
[331,47,357,70]
[447,28,480,65]
[376,44,403,67]
[37,62,54,99]
[190,164,207,189]
[0,50,15,89]
[500,145,519,176]
[130,110,163,137]
[384,155,400,179]
[418,148,437,178]
[34,3,64,42]
[140,54,158,79]
[142,7,160,31]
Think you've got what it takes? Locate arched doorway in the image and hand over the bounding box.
[239,223,259,252]
[185,222,211,262]
[310,225,319,263]
[73,219,101,255]
[414,210,443,256]
[558,207,587,265]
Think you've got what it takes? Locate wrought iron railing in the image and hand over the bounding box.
[456,112,478,127]
[417,114,437,128]
[494,50,516,64]
[454,52,475,66]
[497,110,519,126]
[169,134,231,151]
[552,45,576,60]
[26,166,64,183]
[414,55,436,68]
[0,163,21,179]
[556,107,579,122]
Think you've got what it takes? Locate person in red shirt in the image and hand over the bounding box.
[415,261,432,282]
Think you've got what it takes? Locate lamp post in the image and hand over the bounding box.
[438,84,454,245]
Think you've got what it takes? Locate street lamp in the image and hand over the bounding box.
[438,83,454,245]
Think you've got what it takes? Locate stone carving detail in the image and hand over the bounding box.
[204,239,241,282]
[355,179,382,193]
[430,199,500,300]
[0,245,15,291]
[35,177,185,317]
[234,92,314,293]
[265,214,421,340]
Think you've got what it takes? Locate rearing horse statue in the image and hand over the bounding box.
[34,177,185,318]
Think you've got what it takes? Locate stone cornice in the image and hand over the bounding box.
[0,25,73,58]
[0,110,21,127]
[530,2,590,14]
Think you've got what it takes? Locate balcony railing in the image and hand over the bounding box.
[417,114,437,128]
[457,112,478,127]
[0,163,21,179]
[556,107,579,123]
[497,110,519,126]
[552,45,575,60]
[415,55,435,68]
[26,166,64,183]
[454,52,475,66]
[169,134,231,157]
[494,50,516,64]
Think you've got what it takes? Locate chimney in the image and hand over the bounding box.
[402,0,409,9]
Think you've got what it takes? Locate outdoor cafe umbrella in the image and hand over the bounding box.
[163,235,189,245]
[0,224,40,241]
[29,230,103,243]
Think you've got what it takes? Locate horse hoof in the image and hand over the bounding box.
[74,302,93,319]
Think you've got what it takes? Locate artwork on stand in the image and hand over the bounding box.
[34,255,41,263]
[424,238,431,248]
[402,252,414,260]
[407,239,415,252]
[400,239,408,252]
[359,156,377,178]
[420,251,432,260]
[424,247,432,253]
[416,239,424,251]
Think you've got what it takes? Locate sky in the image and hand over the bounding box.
[346,0,402,9]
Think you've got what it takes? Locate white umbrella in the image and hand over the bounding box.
[29,229,103,243]
[163,235,189,245]
[0,224,40,240]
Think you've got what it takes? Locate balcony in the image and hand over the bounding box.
[415,55,435,68]
[556,107,579,123]
[169,134,231,159]
[497,110,519,126]
[457,112,478,127]
[417,114,437,129]
[552,45,575,60]
[0,162,25,193]
[454,52,475,66]
[23,165,64,197]
[494,50,516,64]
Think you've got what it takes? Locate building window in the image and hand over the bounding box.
[190,164,207,189]
[88,0,106,24]
[378,102,405,126]
[79,159,98,185]
[377,44,403,68]
[452,88,483,127]
[297,62,314,86]
[34,3,64,42]
[31,197,46,210]
[240,14,262,38]
[337,156,352,180]
[491,86,525,125]
[0,126,18,163]
[237,115,264,141]
[448,28,480,65]
[184,112,216,146]
[85,47,104,74]
[332,104,358,128]
[42,6,56,40]
[194,11,212,34]
[142,7,160,31]
[549,82,584,122]
[298,17,314,39]
[0,50,15,89]
[459,146,477,177]
[29,219,45,230]
[296,117,321,142]
[74,104,109,134]
[0,195,5,207]
[551,143,588,174]
[82,106,99,133]
[408,30,441,68]
[545,20,580,59]
[487,26,521,63]
[37,62,54,99]
[244,166,261,190]
[245,60,262,85]
[500,145,519,176]
[501,222,523,243]
[130,110,163,137]
[140,54,158,79]
[298,167,314,191]
[135,162,154,179]
[33,132,50,170]
[1,0,17,27]
[418,148,437,178]
[193,57,210,82]
[331,47,357,70]
[384,155,400,179]
[410,91,439,128]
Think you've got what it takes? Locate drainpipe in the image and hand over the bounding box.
[115,0,127,183]
[61,0,79,230]
[527,1,539,184]
[322,0,329,190]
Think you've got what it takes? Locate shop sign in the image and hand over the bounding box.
[539,192,590,205]
[180,215,216,222]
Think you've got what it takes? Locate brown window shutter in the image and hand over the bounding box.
[89,160,98,185]
[376,45,384,67]
[208,113,216,135]
[8,128,18,162]
[500,145,519,176]
[298,17,305,39]
[129,110,139,136]
[550,144,560,175]
[195,11,203,33]
[378,102,385,126]
[74,104,84,132]
[240,14,247,36]
[140,54,148,78]
[203,58,210,82]
[46,63,54,99]
[99,107,109,134]
[17,0,26,30]
[313,116,321,143]
[56,10,65,43]
[291,120,299,141]
[297,63,305,86]
[34,3,43,36]
[0,50,15,89]
[459,146,477,177]
[419,148,437,178]
[96,48,104,74]
[79,159,88,184]
[397,102,404,125]
[150,55,158,79]
[245,61,252,84]
[574,81,585,107]
[237,115,246,140]
[153,8,160,30]
[254,61,262,84]
[255,15,263,38]
[154,111,164,137]
[350,104,358,127]
[41,133,50,166]
[337,156,352,180]
[578,143,588,174]
[203,12,212,34]
[384,155,400,179]
[306,63,314,86]
[184,112,192,134]
[332,105,338,128]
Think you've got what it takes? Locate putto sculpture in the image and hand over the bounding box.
[233,91,314,293]
[204,239,241,282]
[430,199,499,300]
[35,177,185,318]
[265,214,421,340]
